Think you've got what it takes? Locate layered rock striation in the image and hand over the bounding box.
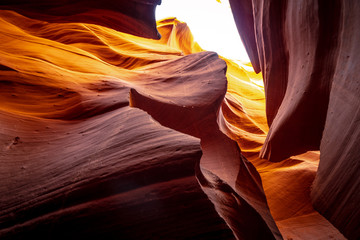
[0,7,234,239]
[1,0,358,239]
[0,4,279,240]
[230,0,360,239]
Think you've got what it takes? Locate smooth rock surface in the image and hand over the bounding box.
[0,9,235,239]
[229,0,359,239]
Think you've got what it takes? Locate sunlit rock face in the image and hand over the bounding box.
[0,0,358,240]
[229,0,360,239]
[0,1,281,239]
[158,18,348,240]
[0,4,236,240]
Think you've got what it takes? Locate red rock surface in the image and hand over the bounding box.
[0,0,358,239]
[230,0,359,239]
[0,6,234,239]
[0,3,280,239]
[0,0,161,39]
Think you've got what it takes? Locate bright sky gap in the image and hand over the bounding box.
[156,0,250,62]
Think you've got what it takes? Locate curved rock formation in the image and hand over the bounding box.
[0,4,282,239]
[159,17,346,240]
[0,8,234,239]
[0,0,161,39]
[229,0,360,239]
[128,50,280,239]
[1,0,358,239]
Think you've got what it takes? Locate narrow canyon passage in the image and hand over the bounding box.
[0,1,359,239]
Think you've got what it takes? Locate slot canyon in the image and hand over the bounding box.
[0,0,359,239]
